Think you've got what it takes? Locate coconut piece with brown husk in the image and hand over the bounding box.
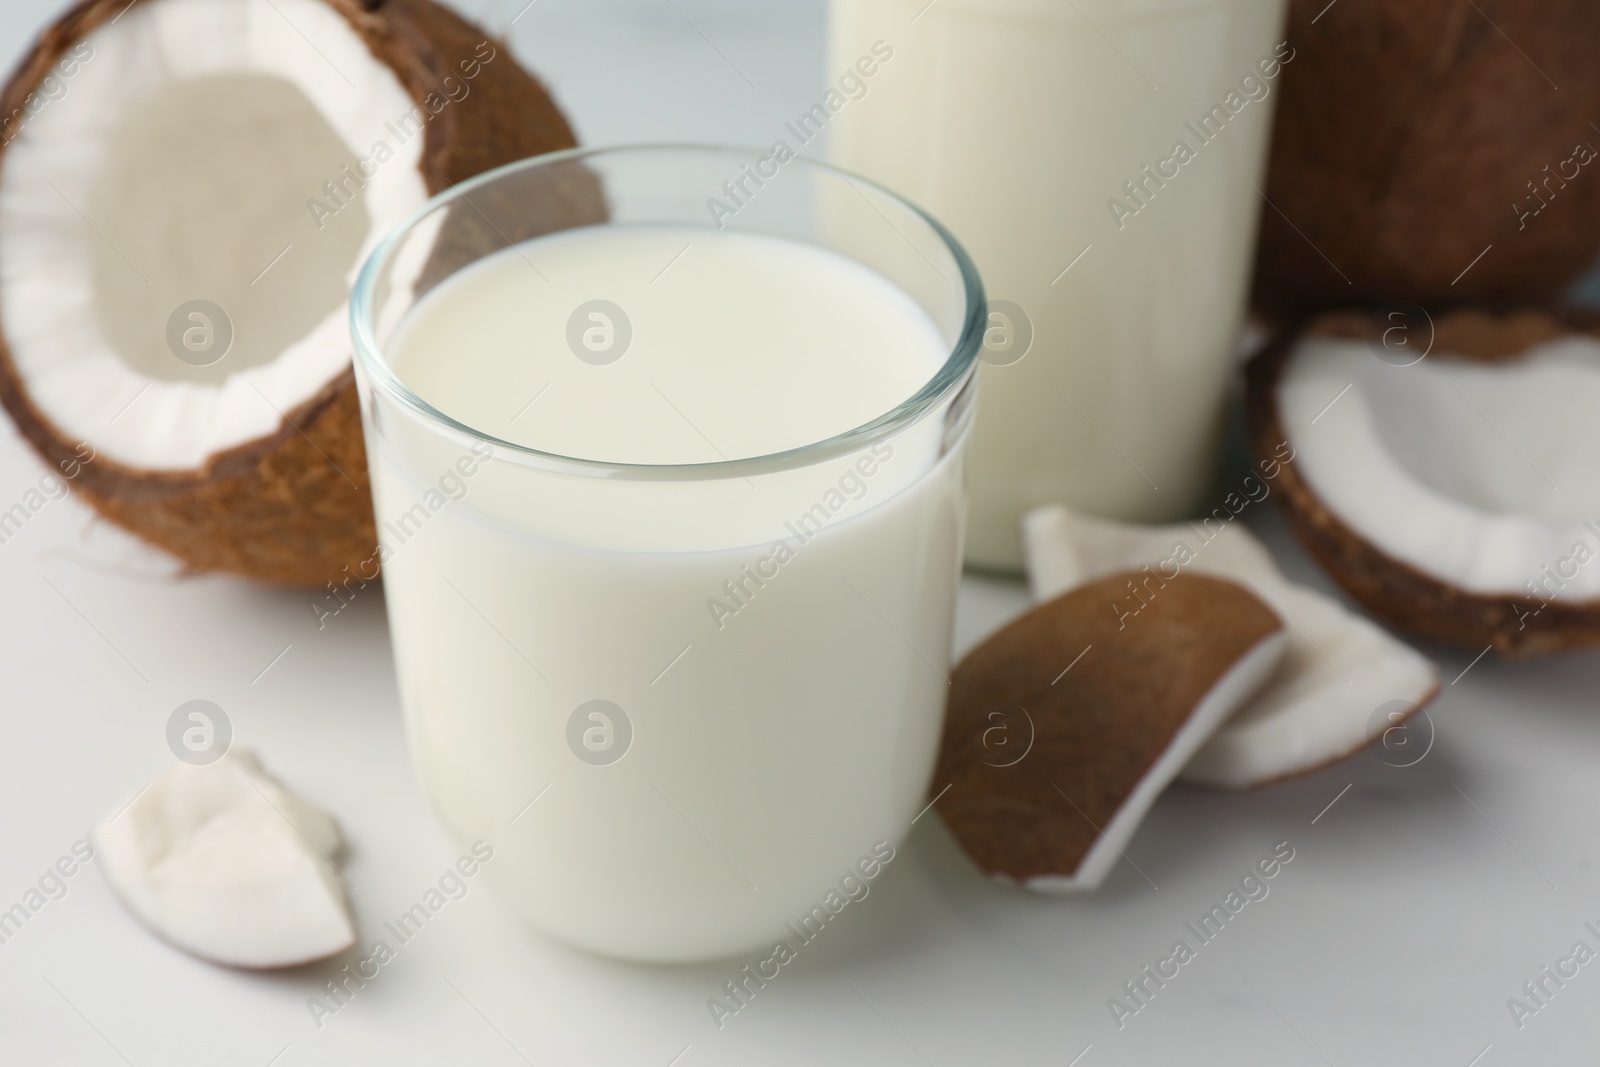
[1022,505,1439,790]
[1254,307,1600,658]
[0,0,588,586]
[934,571,1285,893]
[1252,0,1600,320]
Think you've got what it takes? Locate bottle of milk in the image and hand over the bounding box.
[829,0,1289,569]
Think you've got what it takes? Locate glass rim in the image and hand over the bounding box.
[349,143,987,481]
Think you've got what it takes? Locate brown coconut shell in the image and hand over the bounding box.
[934,571,1282,885]
[1252,0,1600,321]
[1250,307,1600,658]
[0,0,586,587]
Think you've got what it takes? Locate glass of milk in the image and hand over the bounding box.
[349,146,984,962]
[830,0,1289,569]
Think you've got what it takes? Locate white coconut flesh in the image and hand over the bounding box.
[93,749,355,969]
[1281,336,1600,601]
[1023,505,1438,790]
[0,0,428,471]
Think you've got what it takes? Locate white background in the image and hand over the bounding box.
[1,1,1598,1064]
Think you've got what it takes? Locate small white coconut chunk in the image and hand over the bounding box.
[1022,505,1439,789]
[1282,336,1600,601]
[93,750,355,969]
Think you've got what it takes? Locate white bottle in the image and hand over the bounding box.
[829,0,1288,569]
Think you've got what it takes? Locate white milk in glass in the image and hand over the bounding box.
[830,0,1287,568]
[367,224,967,961]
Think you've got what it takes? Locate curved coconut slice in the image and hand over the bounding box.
[1023,504,1439,790]
[935,572,1285,893]
[0,0,586,586]
[1255,309,1600,658]
[93,750,355,969]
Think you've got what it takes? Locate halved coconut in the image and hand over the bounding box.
[0,0,580,585]
[94,750,355,969]
[1254,0,1600,319]
[1254,308,1600,657]
[1023,504,1439,789]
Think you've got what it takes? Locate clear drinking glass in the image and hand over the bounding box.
[350,146,984,962]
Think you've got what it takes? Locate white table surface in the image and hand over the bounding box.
[3,2,1599,1064]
